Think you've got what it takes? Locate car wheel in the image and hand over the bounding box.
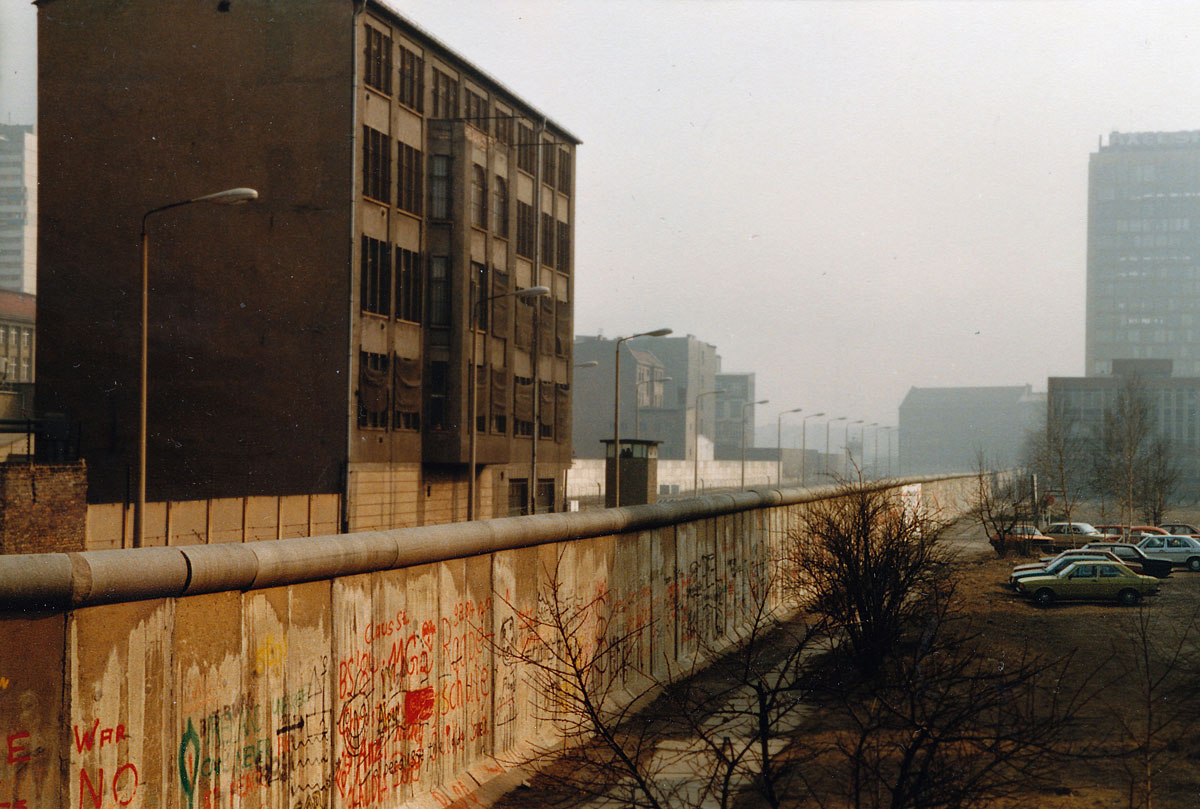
[1188,557,1200,572]
[1118,589,1141,607]
[1034,588,1055,607]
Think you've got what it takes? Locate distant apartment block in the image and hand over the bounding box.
[1087,130,1200,377]
[898,385,1045,474]
[0,125,35,294]
[37,1,577,540]
[572,334,719,461]
[713,372,757,456]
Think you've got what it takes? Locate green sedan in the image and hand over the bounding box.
[1015,560,1161,607]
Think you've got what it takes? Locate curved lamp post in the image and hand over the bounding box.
[800,411,824,485]
[844,419,864,473]
[693,388,725,493]
[825,412,844,475]
[865,422,879,477]
[741,398,769,489]
[137,187,258,548]
[613,328,672,506]
[469,284,549,520]
[776,407,802,485]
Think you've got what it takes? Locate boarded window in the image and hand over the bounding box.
[357,352,389,429]
[393,355,421,431]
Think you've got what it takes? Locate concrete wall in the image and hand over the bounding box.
[0,475,976,809]
[567,458,805,498]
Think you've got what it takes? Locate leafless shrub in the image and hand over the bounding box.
[789,480,953,676]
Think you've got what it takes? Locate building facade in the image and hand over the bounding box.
[1049,360,1200,489]
[0,124,35,295]
[572,334,720,462]
[713,372,757,457]
[37,1,578,538]
[1087,130,1200,377]
[898,385,1045,475]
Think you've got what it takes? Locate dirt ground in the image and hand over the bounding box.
[949,531,1200,808]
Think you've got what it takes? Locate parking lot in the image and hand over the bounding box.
[953,534,1200,806]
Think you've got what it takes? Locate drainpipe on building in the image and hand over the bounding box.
[528,117,546,516]
[343,0,367,534]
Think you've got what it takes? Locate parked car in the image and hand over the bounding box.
[1019,548,1123,570]
[1093,524,1167,541]
[1009,550,1124,589]
[1042,522,1107,543]
[1015,560,1161,606]
[1158,522,1200,537]
[988,523,1054,554]
[1135,535,1200,571]
[1081,542,1174,578]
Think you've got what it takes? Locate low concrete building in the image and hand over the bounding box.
[899,385,1046,474]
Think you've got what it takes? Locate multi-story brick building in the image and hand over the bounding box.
[37,1,578,543]
[0,124,35,295]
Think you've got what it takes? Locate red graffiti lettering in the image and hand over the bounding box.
[6,732,29,764]
[403,687,435,726]
[77,764,139,809]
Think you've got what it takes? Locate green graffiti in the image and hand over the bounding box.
[179,718,201,809]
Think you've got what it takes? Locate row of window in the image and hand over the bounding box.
[363,26,571,192]
[356,349,570,441]
[364,26,424,112]
[1092,234,1196,249]
[362,127,423,215]
[360,236,570,355]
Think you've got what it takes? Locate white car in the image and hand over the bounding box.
[1136,534,1200,571]
[1042,522,1105,539]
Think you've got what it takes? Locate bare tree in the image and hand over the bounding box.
[494,552,829,809]
[966,454,1035,556]
[789,480,953,676]
[1089,375,1157,527]
[1106,606,1200,809]
[1133,434,1180,526]
[1025,403,1088,526]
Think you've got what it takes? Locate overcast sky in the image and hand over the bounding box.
[7,1,1200,443]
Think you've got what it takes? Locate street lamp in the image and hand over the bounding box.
[865,422,879,477]
[136,186,258,548]
[776,407,802,485]
[800,411,824,485]
[574,360,599,369]
[693,388,725,493]
[613,328,672,507]
[825,416,846,475]
[883,425,895,477]
[469,284,549,520]
[634,375,671,439]
[844,419,864,473]
[741,399,769,489]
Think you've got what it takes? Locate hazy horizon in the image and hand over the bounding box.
[7,1,1200,447]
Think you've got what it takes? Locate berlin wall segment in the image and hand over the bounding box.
[0,478,974,809]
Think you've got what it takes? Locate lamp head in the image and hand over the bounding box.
[515,285,550,298]
[195,187,258,205]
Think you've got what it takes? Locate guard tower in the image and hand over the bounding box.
[602,438,661,508]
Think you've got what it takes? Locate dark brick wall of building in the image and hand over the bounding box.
[0,462,87,554]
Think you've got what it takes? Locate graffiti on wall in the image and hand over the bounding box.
[177,655,331,809]
[333,596,493,808]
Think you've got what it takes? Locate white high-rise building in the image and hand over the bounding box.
[0,125,35,295]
